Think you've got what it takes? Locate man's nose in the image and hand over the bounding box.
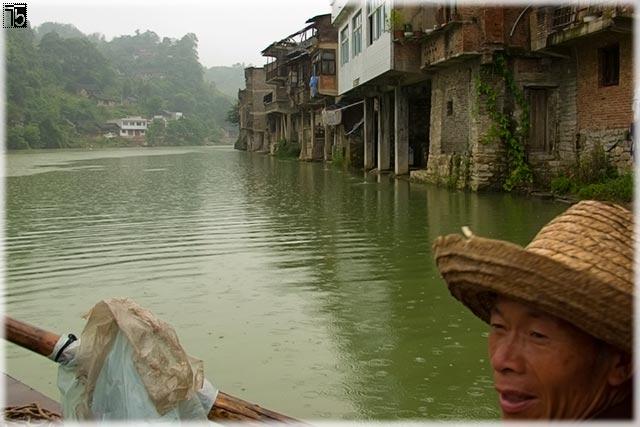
[490,333,526,375]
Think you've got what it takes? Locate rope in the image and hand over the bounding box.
[4,403,62,422]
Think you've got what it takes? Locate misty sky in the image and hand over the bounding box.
[27,0,332,68]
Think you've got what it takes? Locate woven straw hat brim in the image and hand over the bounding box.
[434,234,632,354]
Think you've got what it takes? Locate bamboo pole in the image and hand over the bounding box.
[4,316,299,423]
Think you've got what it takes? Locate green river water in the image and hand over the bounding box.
[4,146,568,420]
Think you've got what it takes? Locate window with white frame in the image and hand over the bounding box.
[352,11,362,57]
[367,0,385,44]
[340,25,349,65]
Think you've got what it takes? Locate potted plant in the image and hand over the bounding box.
[403,23,413,37]
[583,5,603,22]
[387,9,405,41]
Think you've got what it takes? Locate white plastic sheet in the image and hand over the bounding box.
[57,298,218,421]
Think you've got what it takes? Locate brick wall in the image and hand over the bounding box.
[576,33,633,131]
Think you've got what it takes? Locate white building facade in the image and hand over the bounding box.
[332,0,392,95]
[118,117,148,137]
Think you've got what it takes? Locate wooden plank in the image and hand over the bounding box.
[3,373,61,414]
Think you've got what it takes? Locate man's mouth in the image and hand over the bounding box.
[497,389,538,415]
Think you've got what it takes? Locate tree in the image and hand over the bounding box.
[146,119,166,146]
[226,101,240,124]
[144,95,164,116]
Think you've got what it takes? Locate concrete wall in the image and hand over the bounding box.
[335,0,393,94]
[238,67,273,153]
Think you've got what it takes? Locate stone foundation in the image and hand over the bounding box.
[579,128,633,173]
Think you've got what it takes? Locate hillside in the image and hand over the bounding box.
[204,64,245,100]
[7,22,234,149]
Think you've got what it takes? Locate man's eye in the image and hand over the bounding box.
[530,331,548,339]
[490,323,505,330]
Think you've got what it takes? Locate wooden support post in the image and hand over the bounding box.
[324,125,332,161]
[394,87,409,175]
[286,114,292,142]
[379,92,391,171]
[364,97,374,170]
[299,110,305,160]
[310,109,317,160]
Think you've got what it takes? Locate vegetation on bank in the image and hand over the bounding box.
[549,145,633,204]
[273,139,300,158]
[7,23,239,149]
[476,53,533,192]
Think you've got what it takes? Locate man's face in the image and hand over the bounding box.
[488,297,608,419]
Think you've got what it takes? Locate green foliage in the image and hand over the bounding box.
[226,101,240,125]
[143,96,165,116]
[205,63,246,99]
[476,54,532,191]
[549,144,629,203]
[145,119,166,146]
[577,173,633,203]
[386,9,404,30]
[331,146,345,168]
[550,176,573,195]
[7,127,28,149]
[6,24,233,149]
[34,22,84,40]
[573,143,617,184]
[273,139,300,158]
[165,117,206,146]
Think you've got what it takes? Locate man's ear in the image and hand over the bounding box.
[607,351,633,387]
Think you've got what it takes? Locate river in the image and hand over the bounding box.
[4,146,568,420]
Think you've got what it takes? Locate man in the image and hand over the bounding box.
[433,200,633,420]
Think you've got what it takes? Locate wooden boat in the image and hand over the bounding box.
[4,316,298,423]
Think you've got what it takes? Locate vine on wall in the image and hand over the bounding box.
[475,54,532,191]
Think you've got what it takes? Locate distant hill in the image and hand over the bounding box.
[204,64,246,100]
[34,22,85,40]
[7,23,235,149]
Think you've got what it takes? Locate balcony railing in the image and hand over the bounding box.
[551,6,575,30]
[549,4,628,32]
[263,87,291,113]
[265,62,288,82]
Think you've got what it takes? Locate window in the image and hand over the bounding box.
[446,100,453,116]
[444,1,457,23]
[313,50,336,75]
[599,44,619,87]
[323,51,336,74]
[340,25,349,65]
[367,0,385,44]
[352,11,362,57]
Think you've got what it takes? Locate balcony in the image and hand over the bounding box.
[421,21,480,70]
[263,87,293,114]
[532,5,633,50]
[265,61,288,83]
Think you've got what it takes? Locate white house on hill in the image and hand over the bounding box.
[117,117,148,137]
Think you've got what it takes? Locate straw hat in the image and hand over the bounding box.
[433,200,634,353]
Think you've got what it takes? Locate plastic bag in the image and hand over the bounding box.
[57,298,218,421]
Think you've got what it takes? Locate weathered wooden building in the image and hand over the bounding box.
[529,3,634,174]
[238,2,634,191]
[236,67,271,152]
[260,14,338,159]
